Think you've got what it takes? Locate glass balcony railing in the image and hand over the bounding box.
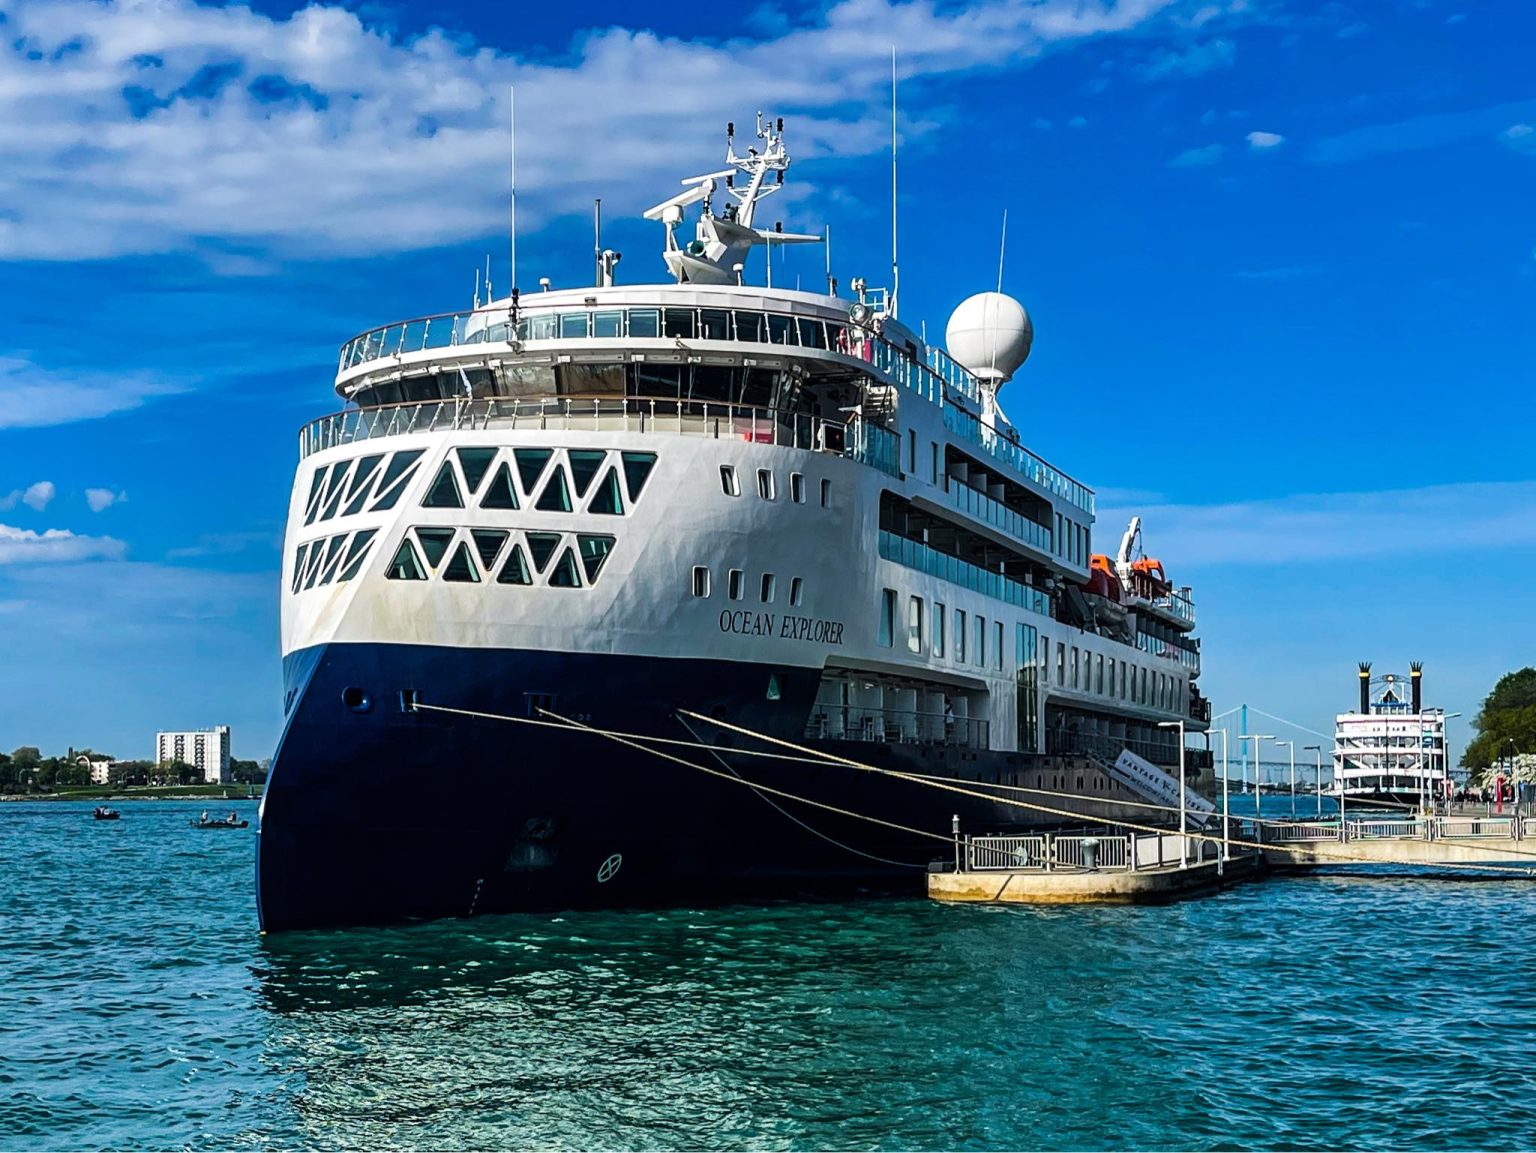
[877,530,1051,617]
[1150,592,1197,626]
[335,302,1094,515]
[943,482,1053,555]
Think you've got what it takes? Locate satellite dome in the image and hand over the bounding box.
[944,292,1033,384]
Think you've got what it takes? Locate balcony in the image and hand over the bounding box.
[877,530,1051,616]
[804,706,989,750]
[941,480,1054,556]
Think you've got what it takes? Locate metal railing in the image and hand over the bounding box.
[297,396,900,475]
[942,480,1054,555]
[803,707,989,750]
[1264,815,1530,844]
[333,302,1095,514]
[964,830,1183,872]
[1150,591,1197,626]
[877,530,1051,617]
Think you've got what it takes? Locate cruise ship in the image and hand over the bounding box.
[1333,662,1451,809]
[257,115,1212,931]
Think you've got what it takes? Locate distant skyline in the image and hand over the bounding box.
[2,0,1533,759]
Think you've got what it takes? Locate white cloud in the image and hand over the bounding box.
[1246,129,1284,149]
[1068,115,1089,129]
[1100,481,1536,568]
[23,481,56,512]
[1140,37,1235,79]
[85,488,127,512]
[0,523,127,564]
[1311,100,1536,164]
[0,357,185,430]
[1502,123,1535,155]
[0,0,1203,262]
[1168,143,1224,166]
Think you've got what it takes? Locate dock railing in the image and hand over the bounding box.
[964,831,1188,873]
[1262,814,1529,845]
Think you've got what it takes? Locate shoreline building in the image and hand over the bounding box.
[156,726,232,784]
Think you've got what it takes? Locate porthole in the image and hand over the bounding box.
[342,686,371,713]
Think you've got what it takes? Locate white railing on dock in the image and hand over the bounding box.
[965,832,1177,873]
[1263,814,1531,845]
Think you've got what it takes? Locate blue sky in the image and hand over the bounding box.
[1,0,1532,762]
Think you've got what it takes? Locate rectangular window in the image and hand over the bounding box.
[879,588,896,648]
[931,442,940,484]
[1096,654,1105,695]
[734,311,766,342]
[663,308,696,339]
[790,472,805,503]
[934,603,946,659]
[1056,512,1064,555]
[756,469,775,500]
[1040,633,1050,680]
[768,314,793,345]
[1071,647,1080,690]
[908,429,917,474]
[820,478,831,508]
[728,569,744,600]
[789,577,804,607]
[908,596,923,653]
[699,308,731,340]
[975,614,986,667]
[627,309,660,338]
[761,573,776,603]
[592,309,624,338]
[995,621,1004,671]
[559,312,590,338]
[720,465,740,496]
[692,566,710,598]
[956,609,967,662]
[1056,642,1065,686]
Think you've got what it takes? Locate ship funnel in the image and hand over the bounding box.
[1358,662,1372,714]
[1411,661,1423,714]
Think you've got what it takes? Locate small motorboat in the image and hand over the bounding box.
[92,807,120,821]
[190,814,249,829]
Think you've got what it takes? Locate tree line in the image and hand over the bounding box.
[1461,667,1536,783]
[0,747,267,793]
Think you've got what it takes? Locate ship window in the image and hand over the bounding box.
[291,542,310,594]
[996,622,1004,672]
[301,542,326,590]
[796,318,827,349]
[728,569,744,600]
[560,312,590,339]
[761,573,776,603]
[342,454,385,516]
[934,603,946,658]
[700,309,731,340]
[386,538,427,580]
[303,464,328,524]
[337,528,379,581]
[455,448,498,496]
[422,462,463,508]
[767,673,782,701]
[514,448,553,493]
[480,462,520,509]
[627,309,660,338]
[369,450,425,512]
[414,527,455,570]
[786,473,803,503]
[879,588,896,648]
[632,362,681,398]
[589,467,624,515]
[526,532,561,574]
[692,566,711,598]
[734,311,766,342]
[820,478,831,508]
[549,547,582,588]
[318,462,351,521]
[908,596,923,653]
[535,465,573,512]
[621,452,657,499]
[955,609,967,662]
[908,430,916,474]
[577,535,615,583]
[568,450,606,499]
[497,543,532,585]
[768,314,793,345]
[756,469,775,500]
[593,310,624,338]
[442,541,481,583]
[470,529,509,570]
[789,577,803,607]
[975,615,986,667]
[663,308,696,339]
[720,465,740,497]
[317,533,350,584]
[931,442,940,484]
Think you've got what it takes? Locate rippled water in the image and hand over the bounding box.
[5,799,1536,1150]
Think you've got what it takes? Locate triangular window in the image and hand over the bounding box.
[318,461,352,522]
[291,542,311,593]
[496,543,532,585]
[318,533,350,584]
[342,454,385,516]
[622,452,657,501]
[568,450,607,499]
[525,531,561,574]
[589,467,624,515]
[301,541,328,589]
[455,447,498,495]
[422,462,463,508]
[470,529,508,570]
[577,535,616,583]
[387,538,427,580]
[514,448,552,493]
[442,541,481,583]
[480,462,519,509]
[549,546,582,588]
[303,465,329,525]
[535,465,573,512]
[371,450,426,511]
[338,529,379,581]
[415,527,455,569]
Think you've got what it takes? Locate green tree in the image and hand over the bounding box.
[10,746,41,771]
[1461,667,1536,782]
[229,758,267,785]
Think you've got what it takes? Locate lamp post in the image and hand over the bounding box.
[1439,711,1462,809]
[1239,734,1273,829]
[1158,720,1187,867]
[1216,728,1231,864]
[1304,744,1322,818]
[1275,739,1294,821]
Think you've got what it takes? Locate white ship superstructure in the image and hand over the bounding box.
[257,115,1211,931]
[1334,662,1451,809]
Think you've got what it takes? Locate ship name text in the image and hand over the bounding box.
[718,610,845,645]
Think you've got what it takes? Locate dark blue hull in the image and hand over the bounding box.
[257,643,1039,932]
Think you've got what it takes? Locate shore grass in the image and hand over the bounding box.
[2,785,261,802]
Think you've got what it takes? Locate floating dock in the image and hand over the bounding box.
[928,829,1264,905]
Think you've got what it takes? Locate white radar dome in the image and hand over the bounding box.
[944,292,1033,383]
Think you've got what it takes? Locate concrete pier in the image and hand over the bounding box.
[929,852,1264,905]
[1260,814,1536,871]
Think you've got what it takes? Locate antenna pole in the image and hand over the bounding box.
[996,208,1008,295]
[890,46,899,319]
[825,225,833,295]
[508,85,517,295]
[594,199,602,288]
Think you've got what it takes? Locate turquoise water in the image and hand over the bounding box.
[5,799,1536,1150]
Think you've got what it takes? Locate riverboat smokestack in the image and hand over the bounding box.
[1359,662,1372,714]
[1411,661,1423,714]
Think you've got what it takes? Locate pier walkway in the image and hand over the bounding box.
[1261,814,1536,868]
